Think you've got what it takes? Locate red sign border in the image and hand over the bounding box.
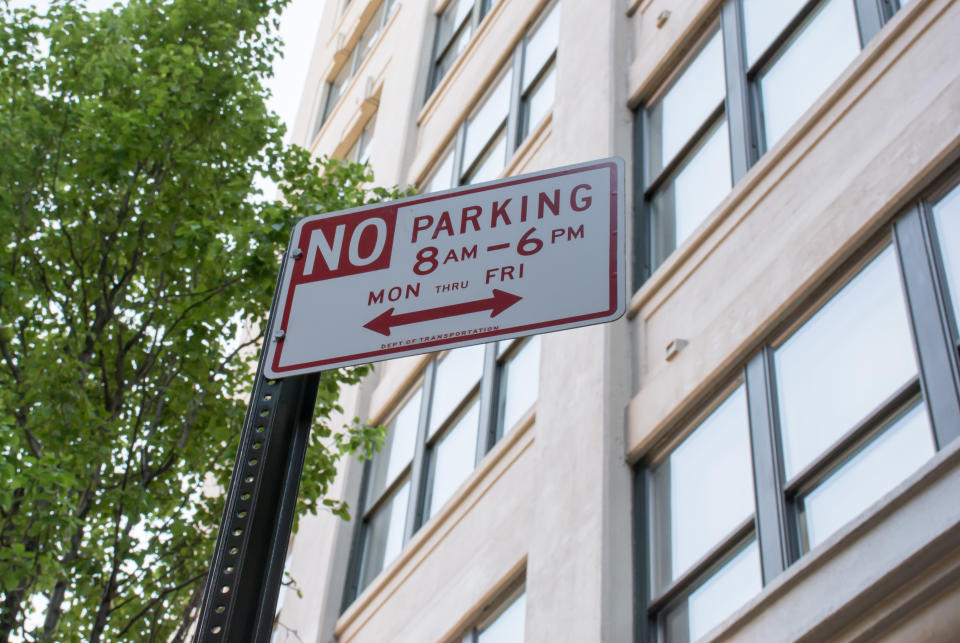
[269,159,622,375]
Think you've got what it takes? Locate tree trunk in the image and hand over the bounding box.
[1,584,27,643]
[88,572,118,643]
[41,471,101,638]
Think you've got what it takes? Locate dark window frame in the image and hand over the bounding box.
[343,336,540,609]
[426,0,500,101]
[633,0,897,287]
[633,168,960,642]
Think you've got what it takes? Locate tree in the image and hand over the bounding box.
[0,1,391,640]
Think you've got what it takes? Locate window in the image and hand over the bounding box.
[644,29,730,269]
[648,385,762,641]
[345,337,541,605]
[427,0,501,99]
[425,344,485,518]
[314,0,396,137]
[638,175,960,641]
[422,2,559,192]
[423,146,456,194]
[517,4,558,142]
[356,386,420,590]
[496,335,540,437]
[772,245,933,552]
[462,586,526,643]
[932,181,960,343]
[636,0,903,282]
[462,69,513,184]
[346,114,377,164]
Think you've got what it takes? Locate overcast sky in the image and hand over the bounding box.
[8,0,325,136]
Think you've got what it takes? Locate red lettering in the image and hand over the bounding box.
[461,206,482,234]
[571,184,592,211]
[538,190,560,218]
[432,211,454,239]
[412,215,433,243]
[491,199,512,227]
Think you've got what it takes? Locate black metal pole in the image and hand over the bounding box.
[195,247,318,642]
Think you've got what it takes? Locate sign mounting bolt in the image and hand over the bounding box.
[290,248,303,259]
[274,330,286,341]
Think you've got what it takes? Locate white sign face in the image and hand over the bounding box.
[265,157,625,378]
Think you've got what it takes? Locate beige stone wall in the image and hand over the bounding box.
[274,0,960,641]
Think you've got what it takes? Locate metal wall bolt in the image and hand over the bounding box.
[665,338,687,361]
[656,10,671,29]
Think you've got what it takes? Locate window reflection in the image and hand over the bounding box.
[424,149,455,194]
[651,385,754,592]
[801,401,933,549]
[651,118,732,265]
[428,401,480,517]
[359,479,410,589]
[367,388,420,503]
[646,29,729,272]
[519,2,559,141]
[499,336,540,435]
[463,70,513,173]
[429,345,485,437]
[933,183,960,334]
[478,591,526,642]
[774,245,918,479]
[650,30,725,175]
[758,0,861,149]
[663,540,762,642]
[741,0,806,67]
[523,66,555,138]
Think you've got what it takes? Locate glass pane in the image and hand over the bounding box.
[803,401,934,549]
[434,27,470,89]
[759,0,860,149]
[652,386,754,591]
[775,246,918,480]
[673,118,731,245]
[430,345,485,436]
[650,30,725,175]
[367,388,422,503]
[323,62,351,123]
[522,64,555,140]
[465,131,507,185]
[687,540,761,640]
[933,183,960,334]
[463,70,513,171]
[480,0,501,20]
[500,336,540,434]
[429,401,481,517]
[650,118,731,267]
[354,115,376,164]
[424,149,455,194]
[359,479,410,590]
[354,6,382,71]
[741,0,807,68]
[437,0,473,51]
[522,3,559,92]
[479,592,526,642]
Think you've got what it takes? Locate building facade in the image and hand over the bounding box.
[273,0,960,641]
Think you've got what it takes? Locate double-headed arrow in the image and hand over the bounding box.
[363,289,522,336]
